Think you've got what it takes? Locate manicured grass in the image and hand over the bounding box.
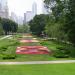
[40,40,75,51]
[0,64,75,75]
[0,35,5,38]
[0,34,75,61]
[0,34,53,61]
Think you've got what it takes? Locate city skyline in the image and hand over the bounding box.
[23,2,37,24]
[0,0,47,24]
[0,0,9,18]
[8,0,43,17]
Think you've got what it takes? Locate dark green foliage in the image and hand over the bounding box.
[29,14,49,36]
[44,0,75,45]
[44,0,75,56]
[54,46,70,58]
[2,18,18,35]
[2,54,16,60]
[64,0,75,44]
[0,39,20,60]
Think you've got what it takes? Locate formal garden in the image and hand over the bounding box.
[0,0,75,75]
[0,33,75,62]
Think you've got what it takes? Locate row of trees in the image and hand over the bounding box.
[29,0,75,45]
[17,24,30,33]
[44,0,75,44]
[0,18,18,35]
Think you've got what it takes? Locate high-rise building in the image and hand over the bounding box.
[10,12,23,25]
[0,0,9,18]
[26,11,33,23]
[32,2,37,17]
[23,13,26,24]
[23,2,37,24]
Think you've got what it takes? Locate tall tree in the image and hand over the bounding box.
[64,0,75,44]
[29,14,49,36]
[2,19,18,35]
[44,0,69,41]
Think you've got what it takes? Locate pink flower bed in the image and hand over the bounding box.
[20,40,39,43]
[16,46,50,54]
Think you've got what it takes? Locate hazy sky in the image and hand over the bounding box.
[8,0,43,17]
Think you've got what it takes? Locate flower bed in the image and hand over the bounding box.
[16,46,50,54]
[20,40,39,43]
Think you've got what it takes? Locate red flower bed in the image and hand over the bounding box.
[16,46,50,54]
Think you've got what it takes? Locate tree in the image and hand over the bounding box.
[0,17,3,35]
[44,0,68,41]
[64,0,75,44]
[29,14,49,36]
[0,23,4,35]
[17,24,30,33]
[2,19,18,35]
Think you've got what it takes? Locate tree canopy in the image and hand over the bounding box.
[29,14,49,36]
[0,18,18,35]
[44,0,75,44]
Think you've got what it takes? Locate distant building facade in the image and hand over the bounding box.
[23,2,37,24]
[10,12,23,25]
[32,2,37,17]
[0,0,9,18]
[23,13,26,24]
[26,11,33,22]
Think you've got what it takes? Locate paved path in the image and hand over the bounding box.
[0,60,75,65]
[0,35,12,40]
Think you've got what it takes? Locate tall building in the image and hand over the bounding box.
[23,2,37,24]
[0,0,9,18]
[23,13,26,24]
[26,11,33,22]
[10,12,23,25]
[32,2,37,17]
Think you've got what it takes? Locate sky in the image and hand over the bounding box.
[8,0,43,17]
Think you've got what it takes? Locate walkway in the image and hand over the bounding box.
[0,60,75,65]
[0,35,12,40]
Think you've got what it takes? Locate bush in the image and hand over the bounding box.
[2,54,16,60]
[54,50,69,58]
[0,46,8,52]
[53,46,70,58]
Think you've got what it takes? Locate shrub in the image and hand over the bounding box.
[2,54,16,60]
[53,46,70,58]
[0,46,8,52]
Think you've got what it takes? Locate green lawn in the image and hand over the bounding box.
[0,34,53,61]
[0,34,75,61]
[40,40,72,51]
[0,35,5,38]
[0,64,75,75]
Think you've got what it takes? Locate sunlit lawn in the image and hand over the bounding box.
[0,64,75,75]
[0,34,75,61]
[0,35,53,61]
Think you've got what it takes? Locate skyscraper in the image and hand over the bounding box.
[0,0,9,18]
[26,11,33,22]
[32,2,37,17]
[23,13,26,24]
[23,2,37,24]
